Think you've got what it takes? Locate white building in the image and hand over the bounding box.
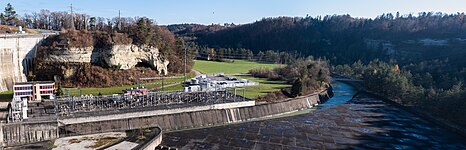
[184,74,258,92]
[13,81,55,101]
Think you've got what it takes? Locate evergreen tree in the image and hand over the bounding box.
[290,78,303,98]
[133,17,153,46]
[1,3,18,26]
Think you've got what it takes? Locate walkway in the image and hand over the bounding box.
[162,93,466,149]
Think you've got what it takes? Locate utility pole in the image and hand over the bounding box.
[118,10,121,31]
[69,4,75,30]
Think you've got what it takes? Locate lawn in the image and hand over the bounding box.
[193,60,281,74]
[236,76,290,99]
[194,59,289,99]
[0,90,13,102]
[63,72,195,96]
[2,59,287,99]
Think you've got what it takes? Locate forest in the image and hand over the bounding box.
[332,59,466,128]
[173,13,466,65]
[172,13,466,128]
[249,57,331,102]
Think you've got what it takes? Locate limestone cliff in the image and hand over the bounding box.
[43,44,169,75]
[103,45,169,74]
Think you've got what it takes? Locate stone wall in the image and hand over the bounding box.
[0,34,50,92]
[0,121,58,147]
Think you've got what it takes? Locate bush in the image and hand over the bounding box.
[255,91,288,102]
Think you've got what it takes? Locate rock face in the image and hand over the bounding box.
[44,44,169,75]
[103,45,169,74]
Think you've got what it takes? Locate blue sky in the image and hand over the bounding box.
[0,0,465,25]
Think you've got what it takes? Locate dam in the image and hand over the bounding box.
[161,81,466,149]
[0,34,53,92]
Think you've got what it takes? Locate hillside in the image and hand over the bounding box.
[34,24,192,88]
[171,13,466,66]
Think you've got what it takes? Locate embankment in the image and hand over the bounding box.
[1,89,331,147]
[60,89,331,135]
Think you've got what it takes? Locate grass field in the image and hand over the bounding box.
[194,59,289,99]
[236,76,290,99]
[63,72,195,96]
[193,60,281,74]
[0,73,194,99]
[1,60,285,99]
[0,90,13,102]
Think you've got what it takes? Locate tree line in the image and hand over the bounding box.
[196,47,298,64]
[332,59,466,128]
[172,13,466,65]
[1,3,151,33]
[0,3,200,88]
[250,57,331,101]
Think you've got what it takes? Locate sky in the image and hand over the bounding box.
[0,0,465,25]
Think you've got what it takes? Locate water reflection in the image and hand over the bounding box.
[317,81,356,109]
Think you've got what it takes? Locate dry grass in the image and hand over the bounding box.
[0,25,38,34]
[86,137,119,149]
[68,138,82,144]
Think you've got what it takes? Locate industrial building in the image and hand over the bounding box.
[123,87,149,95]
[184,74,258,92]
[13,81,55,101]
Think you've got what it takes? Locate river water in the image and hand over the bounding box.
[316,81,356,110]
[161,81,466,149]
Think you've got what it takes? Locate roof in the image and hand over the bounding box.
[123,88,148,92]
[14,81,55,85]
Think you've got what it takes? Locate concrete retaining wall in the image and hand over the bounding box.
[139,129,163,150]
[61,90,331,135]
[60,100,256,125]
[0,34,51,92]
[0,90,331,147]
[0,121,58,147]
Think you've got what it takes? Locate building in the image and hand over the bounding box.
[13,81,55,101]
[123,87,149,96]
[184,74,258,92]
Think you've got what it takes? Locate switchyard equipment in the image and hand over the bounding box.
[138,76,185,91]
[54,89,248,116]
[7,97,28,122]
[185,74,258,92]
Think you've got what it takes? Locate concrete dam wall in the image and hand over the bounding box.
[0,34,51,92]
[0,121,58,147]
[61,90,331,135]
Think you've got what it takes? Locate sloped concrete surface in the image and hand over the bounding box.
[162,93,466,149]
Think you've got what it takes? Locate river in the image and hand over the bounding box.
[316,81,356,110]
